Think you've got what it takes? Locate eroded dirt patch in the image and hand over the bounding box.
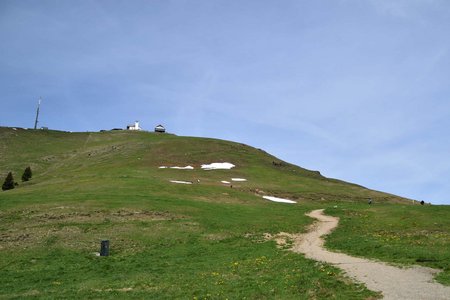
[0,207,182,251]
[263,232,298,248]
[31,209,174,223]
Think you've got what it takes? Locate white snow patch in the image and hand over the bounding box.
[170,180,193,185]
[221,181,231,184]
[231,178,247,182]
[263,196,297,204]
[159,166,194,169]
[201,162,235,170]
[170,166,194,170]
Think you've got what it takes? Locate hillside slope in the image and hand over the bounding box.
[0,127,410,206]
[3,126,436,299]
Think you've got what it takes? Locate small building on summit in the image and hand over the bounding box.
[154,124,165,133]
[127,121,141,131]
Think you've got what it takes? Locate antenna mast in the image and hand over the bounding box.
[34,97,41,130]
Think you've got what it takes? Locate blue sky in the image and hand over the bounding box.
[1,0,449,204]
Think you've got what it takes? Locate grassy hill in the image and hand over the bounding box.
[1,127,449,299]
[0,127,409,205]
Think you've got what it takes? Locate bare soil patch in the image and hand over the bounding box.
[0,208,179,251]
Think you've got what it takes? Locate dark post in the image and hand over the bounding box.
[34,98,41,130]
[100,240,109,256]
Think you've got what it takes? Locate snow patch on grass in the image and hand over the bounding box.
[170,166,194,170]
[159,166,194,169]
[263,196,296,204]
[160,163,235,170]
[201,162,235,170]
[231,178,247,182]
[170,180,193,184]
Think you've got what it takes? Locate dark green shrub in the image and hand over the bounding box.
[22,166,32,182]
[2,172,15,191]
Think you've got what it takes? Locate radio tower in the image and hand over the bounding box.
[34,97,42,130]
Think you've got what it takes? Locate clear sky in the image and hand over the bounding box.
[1,0,449,204]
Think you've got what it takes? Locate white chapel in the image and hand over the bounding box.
[127,121,141,131]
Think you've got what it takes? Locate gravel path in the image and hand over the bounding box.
[290,209,450,300]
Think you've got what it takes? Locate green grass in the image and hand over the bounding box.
[325,203,450,285]
[0,197,378,299]
[0,126,448,298]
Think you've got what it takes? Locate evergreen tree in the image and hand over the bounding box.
[22,166,32,182]
[2,172,15,191]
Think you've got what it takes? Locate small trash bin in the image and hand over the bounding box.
[100,240,109,256]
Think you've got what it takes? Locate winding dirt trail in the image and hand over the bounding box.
[290,209,450,300]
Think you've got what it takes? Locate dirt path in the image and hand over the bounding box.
[289,209,450,300]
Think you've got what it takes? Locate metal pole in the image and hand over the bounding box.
[34,97,41,130]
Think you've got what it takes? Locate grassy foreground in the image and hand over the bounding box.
[0,127,448,298]
[325,203,450,285]
[0,197,377,299]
